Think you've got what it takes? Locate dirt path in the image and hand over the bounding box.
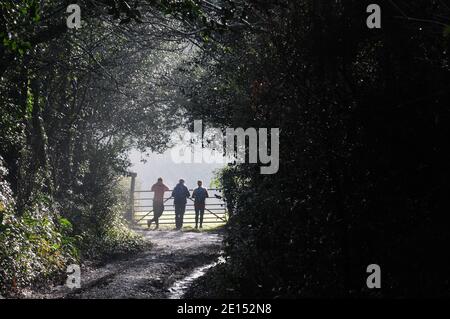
[35,229,223,299]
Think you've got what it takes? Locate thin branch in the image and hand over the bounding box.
[394,15,448,27]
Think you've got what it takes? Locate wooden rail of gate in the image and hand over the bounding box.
[132,188,228,227]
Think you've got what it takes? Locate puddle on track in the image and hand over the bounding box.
[168,256,225,299]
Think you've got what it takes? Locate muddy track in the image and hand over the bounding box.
[35,229,223,299]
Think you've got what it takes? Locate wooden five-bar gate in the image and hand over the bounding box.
[131,187,228,227]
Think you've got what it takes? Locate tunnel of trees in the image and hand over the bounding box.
[1,0,450,297]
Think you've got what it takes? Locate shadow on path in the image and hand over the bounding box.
[34,230,223,299]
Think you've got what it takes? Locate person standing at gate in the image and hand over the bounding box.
[147,177,169,230]
[171,179,190,230]
[192,180,209,229]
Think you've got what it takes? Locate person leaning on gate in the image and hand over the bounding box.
[147,177,169,230]
[171,179,190,230]
[192,180,209,229]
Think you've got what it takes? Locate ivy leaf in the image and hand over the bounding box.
[444,25,450,38]
[120,17,131,24]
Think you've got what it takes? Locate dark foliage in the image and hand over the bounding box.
[2,0,450,298]
[181,0,450,297]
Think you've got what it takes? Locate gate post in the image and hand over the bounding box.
[127,172,137,223]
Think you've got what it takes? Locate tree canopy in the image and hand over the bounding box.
[1,0,450,297]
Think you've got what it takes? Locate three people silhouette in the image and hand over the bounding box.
[147,178,210,230]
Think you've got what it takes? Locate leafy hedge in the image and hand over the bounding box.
[0,157,77,296]
[179,0,450,297]
[0,156,144,297]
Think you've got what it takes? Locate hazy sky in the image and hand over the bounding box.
[128,147,226,191]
